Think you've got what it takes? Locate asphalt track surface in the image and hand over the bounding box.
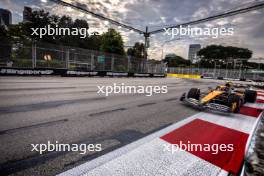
[60,90,264,176]
[0,76,261,176]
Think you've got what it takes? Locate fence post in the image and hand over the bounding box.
[66,48,69,69]
[214,61,216,78]
[111,55,114,71]
[127,56,130,72]
[91,53,94,71]
[238,65,242,79]
[32,40,36,68]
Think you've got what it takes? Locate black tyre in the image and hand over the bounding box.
[187,88,200,100]
[244,90,257,103]
[228,94,241,113]
[180,93,186,101]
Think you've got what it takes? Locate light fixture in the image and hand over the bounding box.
[104,21,109,25]
[66,7,72,12]
[44,54,52,61]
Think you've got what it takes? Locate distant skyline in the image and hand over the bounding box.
[1,0,264,61]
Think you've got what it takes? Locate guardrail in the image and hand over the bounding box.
[168,67,264,81]
[240,109,264,175]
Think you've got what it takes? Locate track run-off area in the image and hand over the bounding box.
[0,76,263,176]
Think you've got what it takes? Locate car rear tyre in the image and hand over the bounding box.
[187,88,200,100]
[244,90,257,103]
[228,94,241,113]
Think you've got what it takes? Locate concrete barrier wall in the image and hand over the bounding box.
[0,67,166,78]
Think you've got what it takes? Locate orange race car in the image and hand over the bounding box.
[180,82,257,113]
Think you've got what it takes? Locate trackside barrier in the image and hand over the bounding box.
[202,76,247,81]
[168,67,264,82]
[240,109,264,175]
[0,67,166,78]
[167,73,201,79]
[167,74,248,81]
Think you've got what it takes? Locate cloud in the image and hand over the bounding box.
[1,0,263,60]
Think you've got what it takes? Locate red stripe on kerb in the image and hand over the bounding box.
[239,106,263,118]
[257,99,264,103]
[160,119,248,175]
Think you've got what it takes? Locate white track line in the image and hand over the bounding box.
[244,102,264,109]
[58,114,199,176]
[197,112,255,134]
[257,96,264,100]
[81,139,224,176]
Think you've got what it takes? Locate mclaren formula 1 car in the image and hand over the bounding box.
[180,82,257,113]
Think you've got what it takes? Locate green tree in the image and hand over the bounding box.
[86,35,102,51]
[3,9,130,57]
[163,53,190,67]
[6,9,100,50]
[0,25,10,42]
[100,28,125,55]
[0,26,12,61]
[197,45,252,68]
[148,59,162,64]
[8,23,30,44]
[127,42,146,70]
[127,42,145,58]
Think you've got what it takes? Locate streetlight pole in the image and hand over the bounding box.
[144,26,149,60]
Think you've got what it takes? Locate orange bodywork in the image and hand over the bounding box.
[201,90,224,104]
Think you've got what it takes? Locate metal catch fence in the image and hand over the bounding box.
[168,67,264,81]
[0,41,166,74]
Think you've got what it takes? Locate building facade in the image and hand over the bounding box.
[0,8,12,26]
[23,6,32,22]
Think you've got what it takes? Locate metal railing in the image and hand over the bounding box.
[168,67,264,81]
[0,41,166,74]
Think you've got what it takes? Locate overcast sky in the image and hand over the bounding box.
[1,0,264,61]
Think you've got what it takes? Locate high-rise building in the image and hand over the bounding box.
[23,6,32,22]
[188,44,201,63]
[0,8,12,26]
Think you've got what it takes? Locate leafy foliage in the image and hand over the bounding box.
[127,42,145,58]
[126,42,146,67]
[163,53,191,67]
[100,28,125,55]
[2,9,125,56]
[197,45,252,68]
